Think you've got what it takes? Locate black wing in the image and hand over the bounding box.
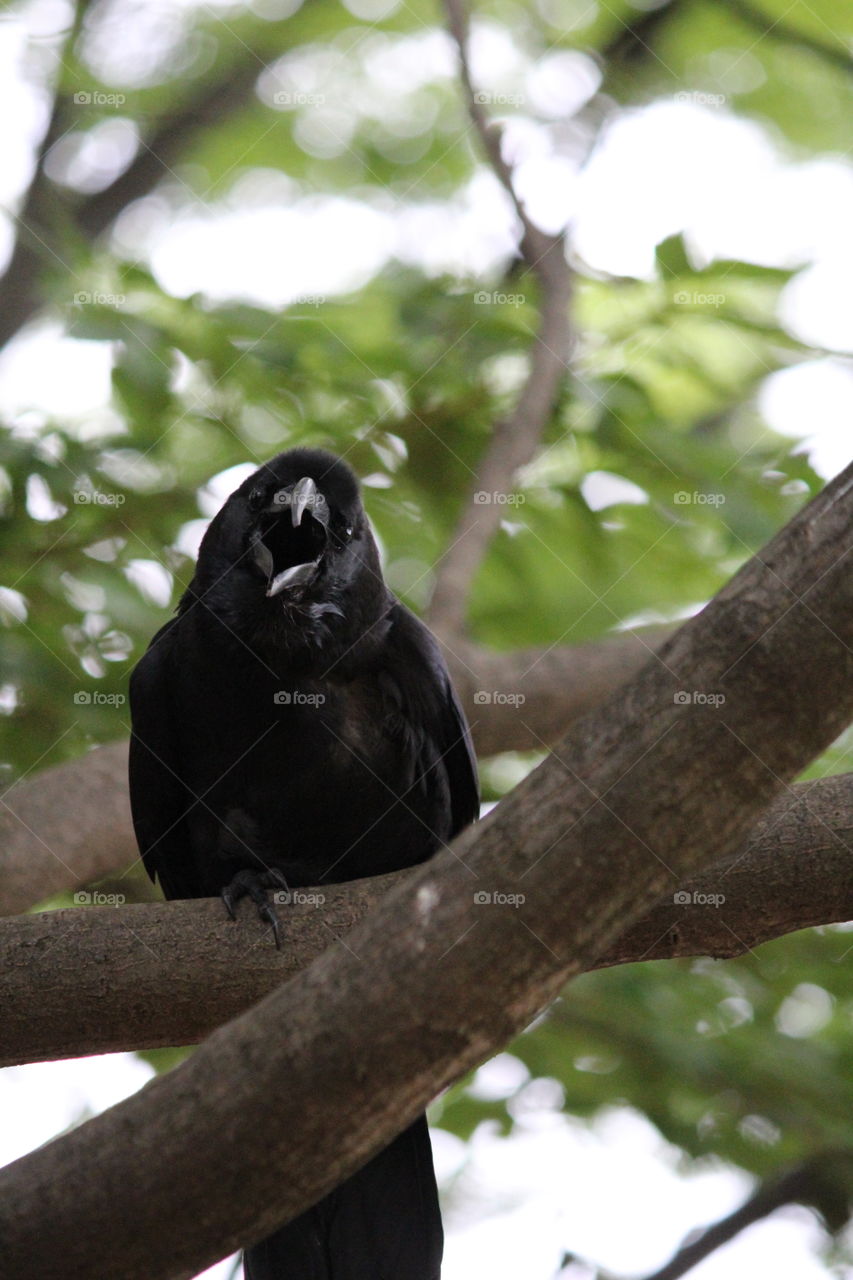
[388,602,479,840]
[128,620,199,900]
[443,669,480,837]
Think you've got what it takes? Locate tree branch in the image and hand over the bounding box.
[0,0,95,350]
[714,0,853,77]
[0,740,135,916]
[2,773,852,1068]
[427,0,573,636]
[597,0,679,70]
[0,464,851,1279]
[445,626,675,755]
[74,59,264,243]
[0,57,263,351]
[640,1150,853,1280]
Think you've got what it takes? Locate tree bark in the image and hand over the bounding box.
[0,464,850,1280]
[0,740,135,916]
[2,773,851,1068]
[444,626,674,755]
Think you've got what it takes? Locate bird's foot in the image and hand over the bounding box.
[221,868,290,950]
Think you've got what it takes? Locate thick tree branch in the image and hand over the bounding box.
[2,774,851,1068]
[0,739,135,916]
[427,0,572,636]
[445,626,674,755]
[0,629,675,914]
[0,465,851,1279]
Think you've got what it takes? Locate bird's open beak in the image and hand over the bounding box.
[288,476,323,529]
[251,477,330,599]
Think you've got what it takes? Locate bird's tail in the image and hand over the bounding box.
[242,1114,442,1280]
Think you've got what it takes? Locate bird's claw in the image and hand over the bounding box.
[220,869,290,949]
[258,899,282,950]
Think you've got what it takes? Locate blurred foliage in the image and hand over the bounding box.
[2,0,852,1271]
[0,244,822,773]
[439,926,853,1178]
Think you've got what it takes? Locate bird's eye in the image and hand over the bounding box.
[248,487,265,510]
[345,526,354,540]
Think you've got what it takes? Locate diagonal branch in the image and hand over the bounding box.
[0,57,263,351]
[715,0,853,77]
[640,1150,853,1280]
[74,59,264,242]
[427,0,573,636]
[2,773,852,1068]
[0,463,851,1279]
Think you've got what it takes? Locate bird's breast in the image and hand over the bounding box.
[316,675,400,774]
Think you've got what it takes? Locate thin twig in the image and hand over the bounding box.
[428,0,573,636]
[640,1152,853,1280]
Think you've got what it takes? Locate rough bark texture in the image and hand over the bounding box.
[2,774,852,1068]
[0,465,851,1280]
[0,740,135,916]
[444,627,674,755]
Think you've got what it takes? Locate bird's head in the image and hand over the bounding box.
[187,448,389,667]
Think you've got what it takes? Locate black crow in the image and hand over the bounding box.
[128,447,479,1279]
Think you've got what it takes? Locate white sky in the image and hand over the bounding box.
[2,5,853,1278]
